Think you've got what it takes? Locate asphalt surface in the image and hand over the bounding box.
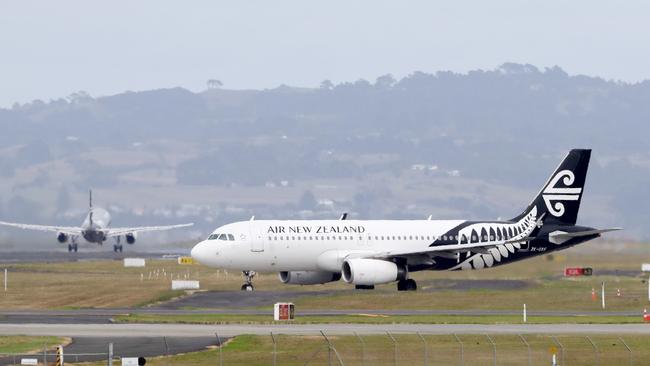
[0,307,644,325]
[0,251,184,263]
[2,323,649,337]
[0,336,219,365]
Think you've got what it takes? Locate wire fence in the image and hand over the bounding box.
[1,332,649,365]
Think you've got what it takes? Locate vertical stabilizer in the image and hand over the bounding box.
[513,149,591,225]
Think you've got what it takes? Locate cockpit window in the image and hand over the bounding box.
[208,233,236,241]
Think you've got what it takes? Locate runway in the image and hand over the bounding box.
[1,323,649,337]
[0,308,642,324]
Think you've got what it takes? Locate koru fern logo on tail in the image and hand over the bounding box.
[542,170,582,217]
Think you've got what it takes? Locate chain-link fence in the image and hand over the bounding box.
[1,332,649,365]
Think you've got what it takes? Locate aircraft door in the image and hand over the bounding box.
[250,222,265,252]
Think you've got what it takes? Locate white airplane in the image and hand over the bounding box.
[0,190,193,252]
[191,149,620,291]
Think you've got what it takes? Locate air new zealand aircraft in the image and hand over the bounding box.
[191,149,621,291]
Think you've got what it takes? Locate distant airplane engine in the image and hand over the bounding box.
[57,232,68,243]
[279,271,341,285]
[125,232,137,244]
[342,259,407,286]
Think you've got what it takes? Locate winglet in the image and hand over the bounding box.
[89,189,93,209]
[340,213,348,220]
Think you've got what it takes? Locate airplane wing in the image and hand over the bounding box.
[0,221,83,236]
[105,223,194,237]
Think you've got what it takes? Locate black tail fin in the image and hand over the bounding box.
[513,149,591,225]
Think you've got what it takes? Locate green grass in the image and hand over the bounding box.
[0,336,67,354]
[114,313,644,325]
[70,333,650,365]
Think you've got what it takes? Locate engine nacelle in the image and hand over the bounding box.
[125,232,137,244]
[342,259,407,286]
[57,232,68,243]
[279,271,342,285]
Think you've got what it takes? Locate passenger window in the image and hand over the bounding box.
[228,234,235,241]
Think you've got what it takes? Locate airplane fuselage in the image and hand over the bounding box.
[80,207,111,244]
[191,218,596,273]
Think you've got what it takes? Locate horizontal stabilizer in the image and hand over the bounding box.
[549,227,622,244]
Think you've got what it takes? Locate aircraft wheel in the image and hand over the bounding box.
[397,280,407,291]
[405,279,417,291]
[113,245,118,253]
[241,284,254,291]
[73,244,78,252]
[67,244,72,252]
[119,245,123,253]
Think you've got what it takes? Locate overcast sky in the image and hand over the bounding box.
[1,1,649,107]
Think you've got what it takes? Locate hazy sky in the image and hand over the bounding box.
[1,1,649,107]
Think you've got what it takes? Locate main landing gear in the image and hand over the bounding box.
[67,237,78,252]
[397,279,417,291]
[241,270,256,291]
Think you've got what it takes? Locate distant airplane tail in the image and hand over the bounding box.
[513,149,591,226]
[89,189,94,226]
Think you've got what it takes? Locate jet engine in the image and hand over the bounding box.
[57,232,68,243]
[342,259,407,286]
[125,232,137,244]
[279,271,342,285]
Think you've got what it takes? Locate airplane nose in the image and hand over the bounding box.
[191,241,210,264]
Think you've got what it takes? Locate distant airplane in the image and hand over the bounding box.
[192,149,620,291]
[0,190,193,252]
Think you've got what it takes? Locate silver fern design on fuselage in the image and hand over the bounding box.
[449,206,538,270]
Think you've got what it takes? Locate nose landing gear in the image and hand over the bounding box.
[241,270,256,291]
[113,236,123,252]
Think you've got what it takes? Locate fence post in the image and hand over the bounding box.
[270,332,277,366]
[551,336,565,366]
[320,330,345,366]
[485,334,496,366]
[215,332,223,366]
[453,334,464,366]
[43,343,47,366]
[354,332,366,366]
[417,332,428,366]
[518,334,532,366]
[320,330,332,366]
[618,336,632,366]
[108,342,113,366]
[163,336,170,366]
[585,336,599,366]
[386,331,398,366]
